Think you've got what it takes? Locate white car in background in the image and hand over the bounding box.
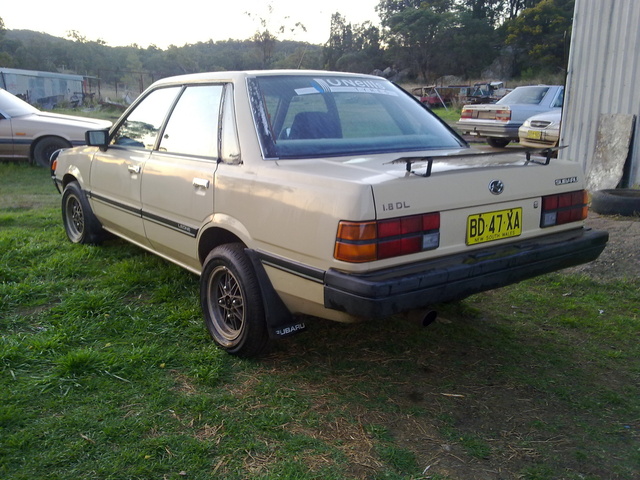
[519,110,561,150]
[0,88,111,167]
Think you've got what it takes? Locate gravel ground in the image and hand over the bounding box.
[566,212,640,280]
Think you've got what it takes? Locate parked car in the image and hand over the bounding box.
[456,85,564,148]
[518,110,561,150]
[51,71,607,357]
[411,85,468,108]
[0,88,111,167]
[464,81,508,104]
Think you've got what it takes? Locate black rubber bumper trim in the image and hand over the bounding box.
[324,228,609,318]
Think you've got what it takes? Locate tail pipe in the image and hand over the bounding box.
[407,309,438,327]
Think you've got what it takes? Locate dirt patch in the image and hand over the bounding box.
[566,212,640,280]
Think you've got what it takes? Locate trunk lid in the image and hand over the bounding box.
[461,104,510,121]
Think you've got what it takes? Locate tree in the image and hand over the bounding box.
[444,12,499,78]
[324,13,353,71]
[246,3,307,68]
[504,0,574,76]
[377,0,453,21]
[323,14,383,73]
[458,0,503,25]
[0,16,13,66]
[456,0,543,24]
[504,0,541,19]
[380,2,456,80]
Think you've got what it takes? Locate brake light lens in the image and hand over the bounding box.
[540,190,588,227]
[460,108,473,119]
[495,108,511,122]
[334,213,440,263]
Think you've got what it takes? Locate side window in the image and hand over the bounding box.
[552,88,564,108]
[112,87,181,149]
[158,85,224,158]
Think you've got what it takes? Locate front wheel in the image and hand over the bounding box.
[200,244,270,357]
[62,182,105,244]
[33,137,70,168]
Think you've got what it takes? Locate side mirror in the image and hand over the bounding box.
[85,129,109,150]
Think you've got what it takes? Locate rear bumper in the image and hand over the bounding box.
[324,228,608,318]
[456,121,520,139]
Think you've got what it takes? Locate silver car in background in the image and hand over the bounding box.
[0,88,111,167]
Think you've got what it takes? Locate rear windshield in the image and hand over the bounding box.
[497,86,551,105]
[248,75,464,159]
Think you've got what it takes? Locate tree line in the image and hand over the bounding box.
[326,0,574,81]
[0,0,573,94]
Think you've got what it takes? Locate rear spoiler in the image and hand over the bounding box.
[389,146,567,177]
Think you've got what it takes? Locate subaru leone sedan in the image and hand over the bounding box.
[51,70,607,357]
[0,88,112,167]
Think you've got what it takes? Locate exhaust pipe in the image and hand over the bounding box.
[407,309,438,327]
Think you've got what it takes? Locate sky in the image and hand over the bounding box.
[1,1,381,49]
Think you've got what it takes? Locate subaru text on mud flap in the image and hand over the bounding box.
[51,71,608,357]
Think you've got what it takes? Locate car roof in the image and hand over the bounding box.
[149,70,385,88]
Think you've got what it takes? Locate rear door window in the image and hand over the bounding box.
[158,85,223,159]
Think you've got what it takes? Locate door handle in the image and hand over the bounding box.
[127,164,141,174]
[193,178,210,189]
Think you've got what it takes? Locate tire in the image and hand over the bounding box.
[61,182,106,244]
[591,189,640,217]
[200,244,270,357]
[33,137,71,168]
[486,137,511,148]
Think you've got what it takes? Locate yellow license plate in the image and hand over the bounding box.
[527,130,542,140]
[466,208,522,245]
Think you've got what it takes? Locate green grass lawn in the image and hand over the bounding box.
[430,107,462,126]
[1,162,639,480]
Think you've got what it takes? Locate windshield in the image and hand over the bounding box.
[497,86,551,106]
[0,89,39,117]
[249,75,464,159]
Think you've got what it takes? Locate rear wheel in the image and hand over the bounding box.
[486,137,511,148]
[201,244,270,357]
[62,182,105,244]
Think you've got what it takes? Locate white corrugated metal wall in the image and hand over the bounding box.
[560,0,640,187]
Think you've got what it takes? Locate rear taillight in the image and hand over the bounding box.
[334,213,440,263]
[495,108,511,122]
[460,108,473,119]
[540,190,588,227]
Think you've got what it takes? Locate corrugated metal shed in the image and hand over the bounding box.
[0,67,84,108]
[561,0,640,188]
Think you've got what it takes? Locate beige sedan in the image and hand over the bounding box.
[518,110,561,149]
[0,88,111,167]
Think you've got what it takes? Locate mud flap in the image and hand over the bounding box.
[245,249,307,339]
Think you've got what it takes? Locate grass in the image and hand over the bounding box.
[50,106,125,123]
[429,107,462,126]
[1,161,639,479]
